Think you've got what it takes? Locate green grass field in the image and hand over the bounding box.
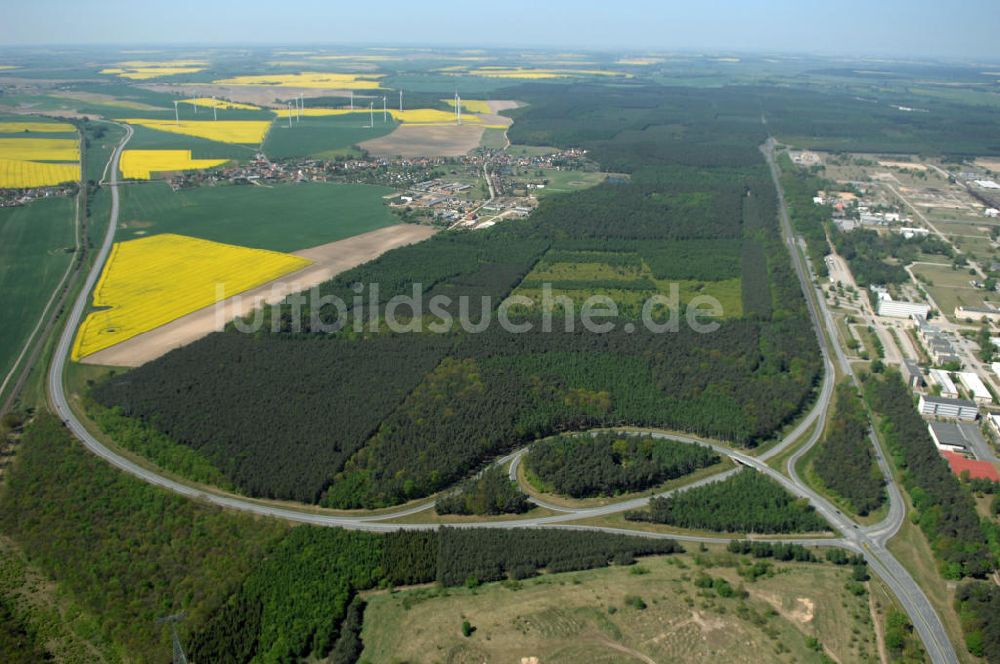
[514,254,743,319]
[263,113,398,159]
[0,197,76,396]
[911,262,997,321]
[361,551,877,664]
[479,127,508,150]
[533,168,608,197]
[117,180,399,251]
[123,124,259,160]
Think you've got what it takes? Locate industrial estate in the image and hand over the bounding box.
[0,21,999,664]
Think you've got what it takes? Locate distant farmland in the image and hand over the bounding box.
[0,197,75,396]
[117,181,400,252]
[263,113,397,159]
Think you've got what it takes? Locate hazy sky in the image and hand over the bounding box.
[2,0,998,60]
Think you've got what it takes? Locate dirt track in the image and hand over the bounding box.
[81,224,437,367]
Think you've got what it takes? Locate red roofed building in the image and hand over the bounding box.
[941,451,1000,481]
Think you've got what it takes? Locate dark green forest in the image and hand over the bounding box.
[93,82,824,508]
[1,414,686,663]
[435,465,529,516]
[955,581,1000,663]
[524,432,719,498]
[0,414,287,661]
[812,384,885,516]
[625,469,831,534]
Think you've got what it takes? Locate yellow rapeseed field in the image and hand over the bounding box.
[0,159,78,188]
[273,107,358,118]
[0,121,76,133]
[442,98,493,114]
[116,60,207,67]
[72,233,312,360]
[119,150,229,180]
[213,72,383,89]
[0,138,80,162]
[116,119,273,144]
[181,97,260,111]
[102,66,205,80]
[307,54,401,62]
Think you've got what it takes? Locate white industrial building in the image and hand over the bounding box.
[873,289,930,319]
[928,369,959,399]
[927,422,971,453]
[917,395,979,421]
[956,372,993,405]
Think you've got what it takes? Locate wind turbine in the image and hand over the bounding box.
[173,100,179,125]
[369,101,374,128]
[382,95,387,123]
[287,102,293,128]
[399,89,403,112]
[350,90,354,111]
[212,96,217,121]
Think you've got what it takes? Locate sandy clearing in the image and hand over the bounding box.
[878,160,928,171]
[975,159,1000,172]
[80,224,437,367]
[487,99,520,113]
[360,124,486,158]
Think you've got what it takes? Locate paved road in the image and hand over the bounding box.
[46,128,956,663]
[763,139,956,664]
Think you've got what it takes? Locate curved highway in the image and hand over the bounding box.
[47,127,956,662]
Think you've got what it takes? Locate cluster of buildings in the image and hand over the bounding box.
[0,183,78,208]
[905,358,1000,480]
[913,316,961,365]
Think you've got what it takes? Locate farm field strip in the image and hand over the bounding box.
[115,118,272,145]
[0,121,76,133]
[119,149,228,180]
[273,106,501,126]
[180,97,260,110]
[72,233,312,360]
[0,137,79,162]
[0,159,78,188]
[212,72,383,89]
[101,61,206,79]
[442,98,493,114]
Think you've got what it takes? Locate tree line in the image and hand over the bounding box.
[524,432,719,498]
[625,470,830,534]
